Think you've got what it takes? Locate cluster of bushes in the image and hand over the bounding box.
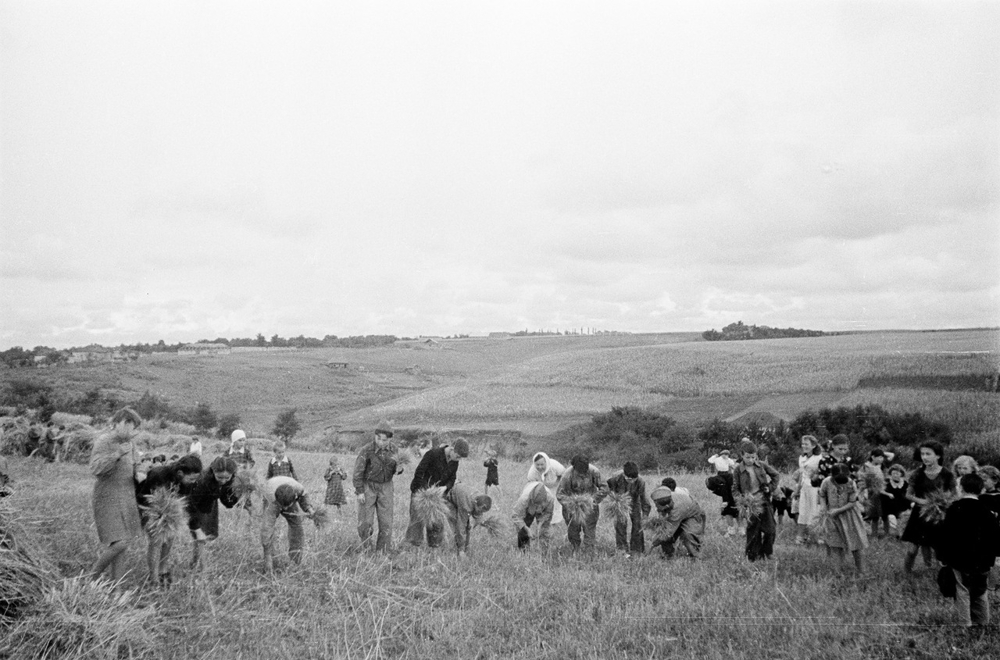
[547,406,696,470]
[701,321,826,341]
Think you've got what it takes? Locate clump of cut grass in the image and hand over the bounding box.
[734,494,762,521]
[643,515,675,544]
[0,502,58,623]
[140,487,189,543]
[411,487,450,530]
[602,492,632,524]
[474,515,510,538]
[309,505,330,529]
[561,494,594,525]
[231,468,260,507]
[0,578,159,660]
[918,490,955,525]
[858,470,882,498]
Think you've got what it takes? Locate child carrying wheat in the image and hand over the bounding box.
[135,455,202,586]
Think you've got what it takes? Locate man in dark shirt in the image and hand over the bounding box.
[405,437,470,547]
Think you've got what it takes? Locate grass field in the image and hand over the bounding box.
[3,445,998,659]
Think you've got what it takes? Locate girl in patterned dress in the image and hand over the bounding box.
[820,463,869,573]
[324,456,348,509]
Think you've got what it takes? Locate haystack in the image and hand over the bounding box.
[0,501,58,624]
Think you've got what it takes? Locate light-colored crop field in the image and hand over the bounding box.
[3,445,994,660]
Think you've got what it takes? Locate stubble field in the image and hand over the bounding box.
[3,442,998,660]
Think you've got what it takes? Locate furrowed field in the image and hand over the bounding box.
[2,329,999,659]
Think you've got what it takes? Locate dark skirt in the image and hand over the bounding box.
[901,506,941,547]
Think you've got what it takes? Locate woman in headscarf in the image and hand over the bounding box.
[526,451,566,525]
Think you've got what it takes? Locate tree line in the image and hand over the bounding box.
[702,321,827,341]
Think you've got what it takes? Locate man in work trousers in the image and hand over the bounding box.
[406,437,470,547]
[556,454,609,552]
[445,483,492,557]
[261,475,314,572]
[353,420,403,552]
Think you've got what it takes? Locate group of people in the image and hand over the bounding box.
[708,435,1000,628]
[81,409,1000,629]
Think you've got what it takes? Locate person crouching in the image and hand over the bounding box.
[648,483,706,559]
[261,476,314,573]
[445,483,492,557]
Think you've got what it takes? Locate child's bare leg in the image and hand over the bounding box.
[904,543,919,573]
[920,545,933,568]
[190,539,205,570]
[852,549,864,573]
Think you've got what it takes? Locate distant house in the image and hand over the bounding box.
[178,343,232,357]
[326,361,350,369]
[68,346,111,364]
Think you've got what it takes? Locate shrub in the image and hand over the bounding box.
[189,402,217,433]
[272,408,301,441]
[216,413,241,441]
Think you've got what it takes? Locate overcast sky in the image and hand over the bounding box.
[1,1,997,349]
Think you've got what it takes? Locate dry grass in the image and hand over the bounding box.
[141,487,189,543]
[602,492,632,524]
[474,515,510,538]
[0,578,160,659]
[0,501,58,624]
[561,494,595,525]
[734,494,763,521]
[918,490,955,525]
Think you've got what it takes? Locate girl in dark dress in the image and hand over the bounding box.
[135,455,202,585]
[901,440,955,573]
[186,456,240,569]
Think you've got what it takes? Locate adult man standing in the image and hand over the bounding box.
[606,461,650,557]
[406,437,470,547]
[353,421,403,552]
[556,454,609,552]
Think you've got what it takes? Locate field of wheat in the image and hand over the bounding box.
[2,443,996,659]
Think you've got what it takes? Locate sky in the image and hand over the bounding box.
[1,1,998,349]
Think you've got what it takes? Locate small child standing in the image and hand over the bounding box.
[819,463,869,573]
[483,449,501,498]
[323,456,348,509]
[266,441,297,480]
[936,473,1000,628]
[880,464,911,537]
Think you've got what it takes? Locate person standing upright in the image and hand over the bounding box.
[353,421,403,552]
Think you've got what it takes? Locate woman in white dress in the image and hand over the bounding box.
[795,435,823,544]
[526,452,566,525]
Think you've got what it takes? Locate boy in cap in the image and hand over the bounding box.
[513,481,555,551]
[353,420,404,552]
[606,461,651,556]
[445,482,492,557]
[648,482,706,559]
[732,440,781,562]
[260,475,314,572]
[556,454,609,552]
[406,437,470,547]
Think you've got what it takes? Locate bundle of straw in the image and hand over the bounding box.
[309,505,330,529]
[919,490,955,525]
[734,494,763,521]
[0,578,159,659]
[0,503,58,624]
[561,494,594,525]
[62,424,97,464]
[411,486,450,530]
[602,492,633,525]
[231,468,260,507]
[859,470,882,499]
[393,450,413,469]
[643,516,675,544]
[140,487,189,543]
[808,510,829,540]
[0,418,31,457]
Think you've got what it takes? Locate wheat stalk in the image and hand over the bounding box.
[918,490,954,525]
[603,492,632,524]
[561,494,594,525]
[734,494,763,521]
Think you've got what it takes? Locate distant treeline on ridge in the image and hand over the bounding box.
[702,321,826,341]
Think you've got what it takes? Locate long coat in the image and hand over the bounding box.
[90,435,142,545]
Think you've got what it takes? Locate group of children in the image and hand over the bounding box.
[79,410,1000,629]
